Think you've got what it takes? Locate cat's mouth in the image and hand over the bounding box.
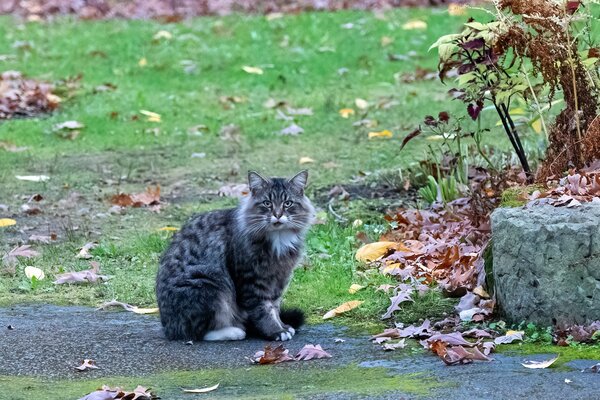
[272,222,283,227]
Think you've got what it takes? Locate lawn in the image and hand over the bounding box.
[0,8,483,327]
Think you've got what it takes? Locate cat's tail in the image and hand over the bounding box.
[280,308,305,329]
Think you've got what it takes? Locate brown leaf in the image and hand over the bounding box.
[2,245,40,267]
[76,242,97,259]
[381,289,414,320]
[253,344,294,364]
[97,300,159,314]
[295,344,332,361]
[79,385,157,400]
[494,330,524,344]
[110,186,160,208]
[54,262,109,284]
[400,127,422,150]
[322,300,363,320]
[382,339,406,351]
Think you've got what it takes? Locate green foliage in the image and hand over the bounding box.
[418,175,460,205]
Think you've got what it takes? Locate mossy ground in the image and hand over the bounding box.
[0,364,442,400]
[497,342,600,369]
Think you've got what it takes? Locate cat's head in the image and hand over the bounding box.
[238,170,315,236]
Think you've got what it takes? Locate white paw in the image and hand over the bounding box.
[276,327,295,341]
[204,327,246,341]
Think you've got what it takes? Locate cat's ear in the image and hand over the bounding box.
[288,170,308,194]
[248,171,269,192]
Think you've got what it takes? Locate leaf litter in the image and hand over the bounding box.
[78,385,157,400]
[251,344,332,364]
[54,261,109,284]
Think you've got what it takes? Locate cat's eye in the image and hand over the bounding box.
[283,200,293,208]
[262,200,272,208]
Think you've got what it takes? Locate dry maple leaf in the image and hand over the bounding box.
[322,300,363,319]
[381,290,414,320]
[355,241,407,263]
[295,344,332,361]
[79,385,157,400]
[2,245,40,267]
[75,359,99,371]
[76,242,98,259]
[253,344,294,364]
[54,261,109,284]
[110,186,160,208]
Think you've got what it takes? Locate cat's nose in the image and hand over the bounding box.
[273,209,283,219]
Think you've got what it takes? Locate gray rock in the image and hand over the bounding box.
[491,203,600,325]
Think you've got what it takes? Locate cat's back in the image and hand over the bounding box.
[159,208,236,271]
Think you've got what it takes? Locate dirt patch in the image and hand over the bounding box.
[2,0,470,20]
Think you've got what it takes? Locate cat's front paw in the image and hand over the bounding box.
[275,326,296,341]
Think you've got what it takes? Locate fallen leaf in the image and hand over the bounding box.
[16,175,50,182]
[565,378,572,383]
[153,30,172,40]
[0,218,16,228]
[218,183,249,198]
[462,328,492,339]
[299,157,315,165]
[253,344,294,364]
[24,266,45,280]
[0,141,28,152]
[402,20,427,30]
[521,355,558,369]
[348,284,365,294]
[54,120,84,130]
[2,245,40,267]
[139,110,161,122]
[242,66,264,75]
[138,57,148,67]
[368,130,393,139]
[355,98,369,110]
[279,123,304,136]
[334,338,345,343]
[355,241,407,262]
[28,234,53,243]
[380,36,394,47]
[381,289,413,319]
[54,262,108,284]
[323,300,363,319]
[110,186,161,208]
[158,226,178,232]
[79,385,157,400]
[295,344,332,360]
[76,242,98,259]
[371,320,433,340]
[286,107,313,116]
[182,384,219,393]
[97,300,159,315]
[338,108,355,118]
[382,339,406,351]
[494,330,524,344]
[75,359,99,372]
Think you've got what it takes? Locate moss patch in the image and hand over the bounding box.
[500,185,545,208]
[497,343,600,368]
[0,364,443,400]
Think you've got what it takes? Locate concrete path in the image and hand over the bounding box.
[0,305,598,399]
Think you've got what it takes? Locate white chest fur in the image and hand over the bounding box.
[268,230,300,256]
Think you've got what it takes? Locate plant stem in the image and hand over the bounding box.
[520,63,548,143]
[494,102,532,181]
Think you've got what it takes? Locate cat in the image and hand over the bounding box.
[156,170,315,341]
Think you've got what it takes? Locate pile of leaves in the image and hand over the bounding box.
[0,71,59,119]
[3,0,470,20]
[361,198,490,299]
[78,385,157,400]
[251,343,332,364]
[528,162,600,207]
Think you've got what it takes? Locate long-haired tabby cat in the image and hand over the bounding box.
[156,170,315,341]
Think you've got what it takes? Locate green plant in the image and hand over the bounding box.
[418,175,460,205]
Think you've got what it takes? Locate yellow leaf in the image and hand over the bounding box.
[355,98,369,110]
[131,307,160,314]
[299,157,315,165]
[24,266,45,280]
[140,110,161,122]
[158,226,179,231]
[380,36,394,47]
[509,107,526,115]
[339,108,355,118]
[506,330,524,336]
[153,30,173,40]
[356,241,407,262]
[323,300,363,319]
[0,218,17,228]
[368,130,393,139]
[382,263,401,275]
[242,66,264,75]
[473,285,490,299]
[348,284,365,294]
[531,118,543,134]
[448,4,467,16]
[402,20,427,30]
[266,12,283,21]
[138,57,147,67]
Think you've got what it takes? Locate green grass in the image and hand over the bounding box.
[0,8,474,327]
[497,342,600,368]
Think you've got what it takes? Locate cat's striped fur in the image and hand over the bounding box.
[156,171,314,341]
